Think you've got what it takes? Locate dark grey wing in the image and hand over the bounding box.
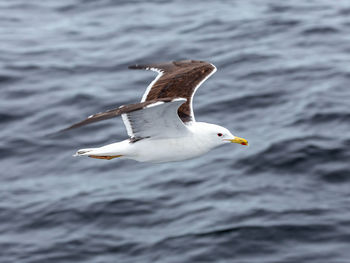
[61,98,189,140]
[61,98,173,132]
[129,60,217,122]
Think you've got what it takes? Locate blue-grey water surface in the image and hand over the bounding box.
[1,0,350,262]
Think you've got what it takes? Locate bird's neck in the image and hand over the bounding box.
[186,122,219,150]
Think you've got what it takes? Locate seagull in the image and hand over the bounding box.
[63,60,248,163]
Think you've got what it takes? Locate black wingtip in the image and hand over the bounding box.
[56,125,75,134]
[58,126,73,133]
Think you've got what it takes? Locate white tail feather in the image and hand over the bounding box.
[74,148,96,157]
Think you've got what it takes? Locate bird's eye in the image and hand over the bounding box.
[217,133,223,137]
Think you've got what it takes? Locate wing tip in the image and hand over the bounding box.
[58,122,82,133]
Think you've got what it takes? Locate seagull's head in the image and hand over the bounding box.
[193,122,248,148]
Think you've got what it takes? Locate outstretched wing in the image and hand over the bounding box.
[129,60,216,122]
[121,98,189,140]
[61,98,189,140]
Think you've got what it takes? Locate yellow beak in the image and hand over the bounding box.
[225,136,248,146]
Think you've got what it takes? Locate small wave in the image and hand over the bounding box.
[17,197,154,231]
[231,53,277,65]
[268,4,292,13]
[339,8,350,15]
[234,136,349,175]
[59,93,96,106]
[238,65,334,81]
[0,113,23,124]
[292,112,350,126]
[189,223,335,240]
[149,223,337,262]
[319,168,350,184]
[302,26,339,36]
[6,64,41,71]
[267,19,300,28]
[0,74,21,83]
[149,178,204,190]
[200,91,286,116]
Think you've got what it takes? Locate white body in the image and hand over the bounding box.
[77,122,236,163]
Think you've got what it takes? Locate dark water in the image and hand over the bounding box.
[1,0,350,262]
